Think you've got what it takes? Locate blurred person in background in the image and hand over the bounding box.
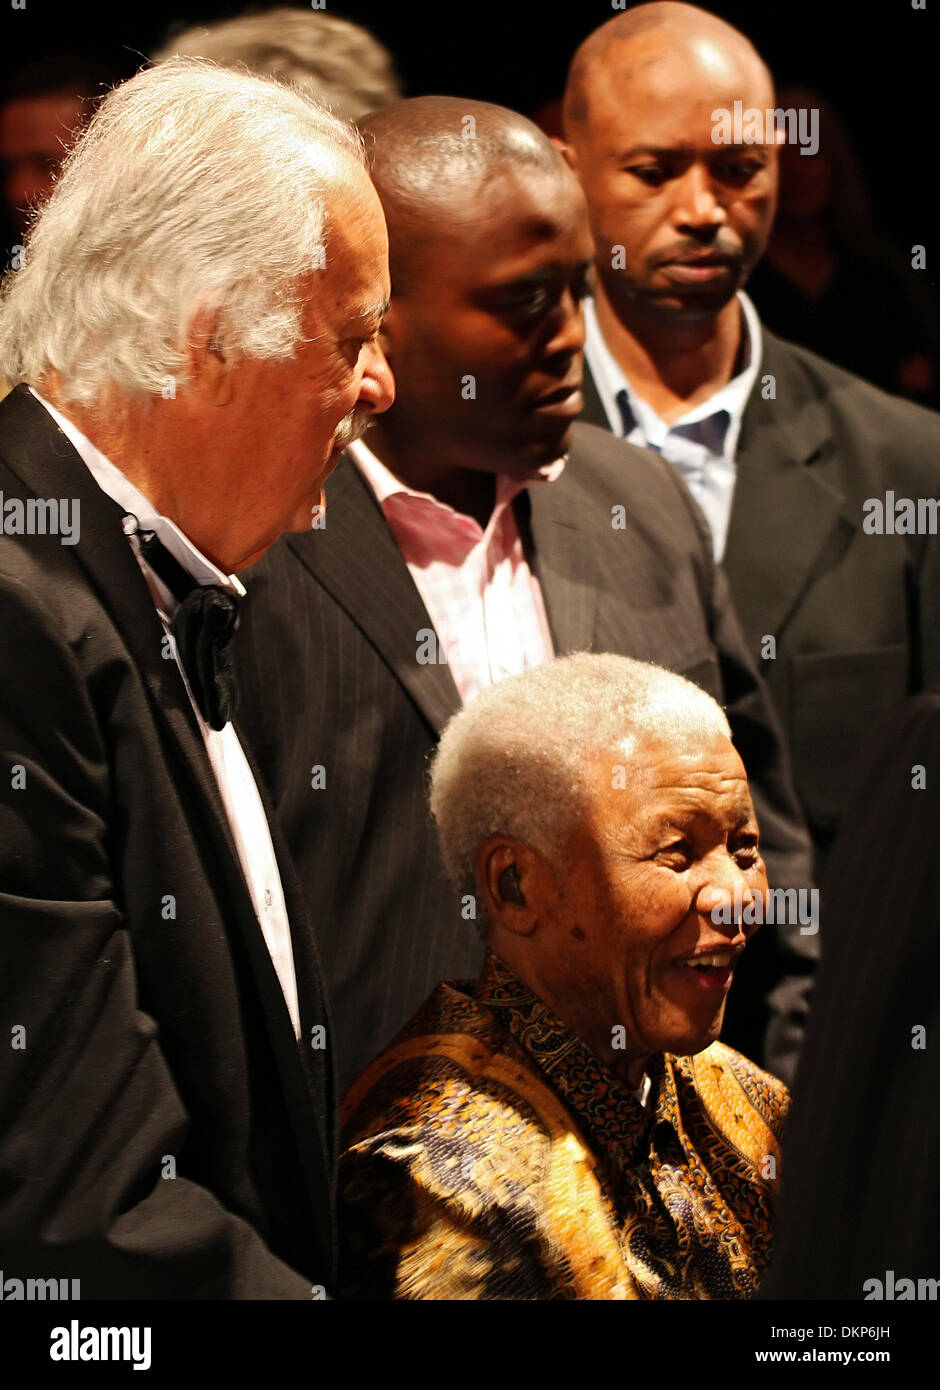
[0,52,111,241]
[153,6,402,122]
[747,87,938,408]
[0,53,113,402]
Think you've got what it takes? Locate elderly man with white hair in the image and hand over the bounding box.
[0,59,393,1296]
[340,653,788,1300]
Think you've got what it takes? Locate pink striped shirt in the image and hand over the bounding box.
[349,439,563,703]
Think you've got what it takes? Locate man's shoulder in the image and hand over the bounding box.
[341,980,547,1147]
[758,329,940,453]
[0,467,91,635]
[557,421,706,540]
[566,420,676,488]
[0,387,95,602]
[679,1040,790,1138]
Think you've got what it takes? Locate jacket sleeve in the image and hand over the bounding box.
[0,571,315,1298]
[339,1135,550,1300]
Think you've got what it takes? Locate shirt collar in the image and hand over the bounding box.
[29,387,244,609]
[475,950,670,1173]
[583,290,762,461]
[348,435,566,526]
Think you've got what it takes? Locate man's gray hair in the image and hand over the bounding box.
[153,9,402,123]
[429,652,731,901]
[0,58,364,408]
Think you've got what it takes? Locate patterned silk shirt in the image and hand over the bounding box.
[340,952,789,1300]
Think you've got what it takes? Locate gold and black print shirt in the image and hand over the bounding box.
[340,951,788,1300]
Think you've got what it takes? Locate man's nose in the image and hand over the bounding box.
[359,339,395,415]
[673,164,727,231]
[695,852,757,934]
[542,287,586,362]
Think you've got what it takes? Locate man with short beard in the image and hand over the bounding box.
[562,2,940,871]
[235,96,815,1093]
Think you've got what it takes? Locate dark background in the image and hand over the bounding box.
[0,0,935,245]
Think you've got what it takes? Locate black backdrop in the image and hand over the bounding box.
[1,0,936,246]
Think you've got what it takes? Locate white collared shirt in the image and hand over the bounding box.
[583,291,763,561]
[30,388,301,1040]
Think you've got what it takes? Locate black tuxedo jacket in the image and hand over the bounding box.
[235,423,815,1092]
[581,329,940,867]
[0,386,334,1297]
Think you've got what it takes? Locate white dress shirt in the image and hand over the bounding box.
[30,388,301,1039]
[584,291,762,562]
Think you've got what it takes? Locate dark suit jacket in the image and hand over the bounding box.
[0,386,334,1297]
[581,329,940,869]
[235,423,815,1094]
[763,690,940,1298]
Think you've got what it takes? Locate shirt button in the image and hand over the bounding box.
[263,888,273,908]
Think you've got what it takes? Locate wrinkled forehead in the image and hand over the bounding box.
[302,168,390,319]
[320,163,388,260]
[588,730,754,828]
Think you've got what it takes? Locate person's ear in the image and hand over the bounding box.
[185,303,235,407]
[556,138,579,175]
[476,838,546,937]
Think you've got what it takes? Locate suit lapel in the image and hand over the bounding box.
[0,387,329,1201]
[522,464,598,654]
[287,458,462,734]
[0,391,222,809]
[726,332,855,648]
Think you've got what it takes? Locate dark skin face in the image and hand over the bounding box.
[370,165,594,520]
[0,92,86,238]
[478,730,768,1089]
[564,34,779,334]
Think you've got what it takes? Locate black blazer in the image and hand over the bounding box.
[0,386,334,1297]
[763,690,940,1298]
[581,329,940,867]
[235,422,815,1092]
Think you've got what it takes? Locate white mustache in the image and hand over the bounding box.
[332,404,374,453]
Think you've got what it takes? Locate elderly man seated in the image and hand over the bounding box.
[339,653,789,1299]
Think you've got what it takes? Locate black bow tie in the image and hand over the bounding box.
[135,527,240,731]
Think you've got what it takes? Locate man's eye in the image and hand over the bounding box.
[716,160,762,183]
[500,286,551,316]
[628,166,667,186]
[732,837,761,867]
[655,840,693,868]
